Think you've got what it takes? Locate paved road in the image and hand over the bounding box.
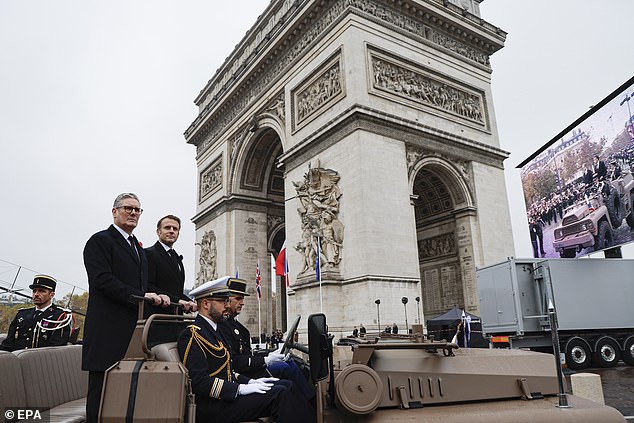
[566,364,634,419]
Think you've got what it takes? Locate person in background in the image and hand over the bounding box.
[0,275,73,352]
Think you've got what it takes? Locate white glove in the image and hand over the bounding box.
[264,352,285,367]
[238,381,273,395]
[249,377,279,384]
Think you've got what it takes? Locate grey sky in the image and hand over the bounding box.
[1,0,633,298]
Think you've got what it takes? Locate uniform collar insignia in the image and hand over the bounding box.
[234,328,240,335]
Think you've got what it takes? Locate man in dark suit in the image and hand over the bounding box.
[145,215,196,311]
[145,214,196,344]
[82,193,170,423]
[594,155,607,180]
[0,275,73,351]
[179,276,315,423]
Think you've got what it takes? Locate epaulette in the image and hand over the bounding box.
[52,304,72,313]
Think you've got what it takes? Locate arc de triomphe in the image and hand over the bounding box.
[184,0,514,337]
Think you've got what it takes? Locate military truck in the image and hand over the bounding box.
[478,257,634,370]
[95,300,626,422]
[553,172,634,257]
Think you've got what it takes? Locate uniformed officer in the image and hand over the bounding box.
[218,278,315,402]
[0,275,73,352]
[178,276,315,423]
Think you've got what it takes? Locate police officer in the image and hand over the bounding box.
[178,276,315,423]
[0,275,73,352]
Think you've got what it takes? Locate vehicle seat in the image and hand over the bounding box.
[151,342,180,362]
[150,343,271,423]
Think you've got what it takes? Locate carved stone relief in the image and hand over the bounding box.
[293,55,344,130]
[370,52,486,126]
[264,92,286,124]
[406,145,471,182]
[293,160,344,276]
[191,0,495,155]
[418,232,456,260]
[199,156,223,202]
[195,230,218,287]
[267,215,284,237]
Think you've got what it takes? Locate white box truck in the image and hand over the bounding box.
[477,257,634,369]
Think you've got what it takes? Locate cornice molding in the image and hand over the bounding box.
[184,0,506,157]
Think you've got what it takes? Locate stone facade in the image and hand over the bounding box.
[185,0,513,338]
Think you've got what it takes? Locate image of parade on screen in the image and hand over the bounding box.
[520,76,634,259]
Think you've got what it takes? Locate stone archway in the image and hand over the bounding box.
[186,0,514,338]
[410,156,480,319]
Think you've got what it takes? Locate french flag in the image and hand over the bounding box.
[275,241,290,287]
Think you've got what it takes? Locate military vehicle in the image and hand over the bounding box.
[553,172,634,257]
[95,298,626,422]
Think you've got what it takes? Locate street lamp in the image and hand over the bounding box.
[375,299,381,332]
[415,296,421,324]
[401,297,409,334]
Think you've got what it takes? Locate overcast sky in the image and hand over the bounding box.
[1,0,633,298]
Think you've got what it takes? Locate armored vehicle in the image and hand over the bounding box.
[553,172,634,257]
[95,302,626,422]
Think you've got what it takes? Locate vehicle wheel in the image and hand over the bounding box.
[594,221,614,251]
[560,249,576,258]
[593,337,621,368]
[622,336,634,366]
[565,338,591,370]
[627,194,634,228]
[606,187,622,228]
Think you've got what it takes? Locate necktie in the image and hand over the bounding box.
[128,235,139,260]
[34,309,43,319]
[169,249,182,272]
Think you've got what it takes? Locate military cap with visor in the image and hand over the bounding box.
[29,275,57,291]
[189,276,239,300]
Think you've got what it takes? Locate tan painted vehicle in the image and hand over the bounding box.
[553,172,634,257]
[97,305,626,422]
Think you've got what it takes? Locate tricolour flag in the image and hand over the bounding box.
[255,259,262,300]
[275,241,286,276]
[275,241,290,288]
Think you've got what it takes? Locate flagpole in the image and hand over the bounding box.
[258,300,262,349]
[256,259,262,349]
[317,236,322,313]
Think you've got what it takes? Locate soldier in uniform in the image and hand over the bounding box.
[0,275,73,352]
[218,279,315,402]
[178,276,315,423]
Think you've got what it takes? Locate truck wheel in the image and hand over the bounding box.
[593,337,621,368]
[606,187,622,228]
[594,221,614,251]
[560,249,576,258]
[622,336,634,366]
[627,193,634,228]
[626,212,634,228]
[565,338,591,370]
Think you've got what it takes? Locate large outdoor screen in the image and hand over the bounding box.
[519,75,634,258]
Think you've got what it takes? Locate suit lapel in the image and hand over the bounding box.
[109,225,139,264]
[108,225,145,289]
[157,242,181,279]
